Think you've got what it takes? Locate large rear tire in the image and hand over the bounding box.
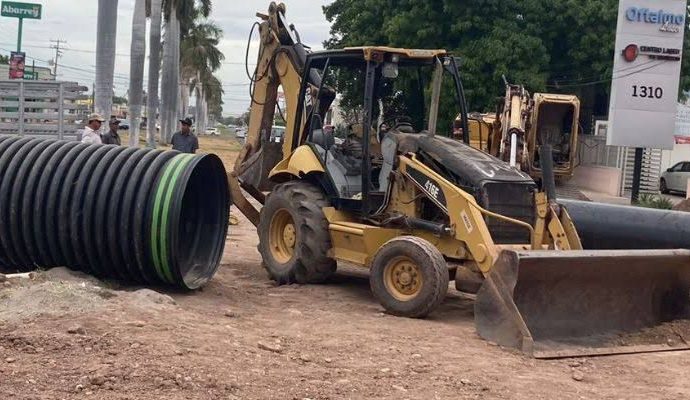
[258,181,336,284]
[370,236,449,318]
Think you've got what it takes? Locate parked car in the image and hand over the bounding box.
[118,119,130,130]
[235,127,247,140]
[270,126,286,143]
[660,161,690,194]
[206,127,219,135]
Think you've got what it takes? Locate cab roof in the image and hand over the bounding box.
[311,46,448,62]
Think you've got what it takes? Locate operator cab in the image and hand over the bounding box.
[296,47,470,215]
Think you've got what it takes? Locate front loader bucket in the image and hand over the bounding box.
[475,249,690,358]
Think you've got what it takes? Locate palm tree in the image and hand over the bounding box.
[146,0,162,148]
[180,20,224,136]
[128,0,147,147]
[95,0,119,127]
[160,13,180,144]
[193,72,223,132]
[159,0,212,143]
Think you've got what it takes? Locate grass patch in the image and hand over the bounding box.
[637,193,674,210]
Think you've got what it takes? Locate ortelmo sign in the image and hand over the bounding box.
[1,1,42,20]
[625,7,685,32]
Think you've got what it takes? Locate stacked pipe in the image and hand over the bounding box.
[560,198,690,250]
[0,136,230,289]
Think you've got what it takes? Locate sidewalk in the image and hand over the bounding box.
[575,189,685,206]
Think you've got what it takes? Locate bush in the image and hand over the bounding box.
[637,193,674,210]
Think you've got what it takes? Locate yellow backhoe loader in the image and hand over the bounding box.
[229,2,690,358]
[457,80,580,181]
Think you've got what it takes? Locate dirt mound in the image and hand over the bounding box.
[610,320,690,347]
[0,268,177,323]
[0,276,114,322]
[672,198,690,212]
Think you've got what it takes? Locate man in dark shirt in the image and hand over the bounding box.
[102,118,122,145]
[171,118,199,153]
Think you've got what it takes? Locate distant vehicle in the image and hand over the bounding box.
[235,127,247,139]
[206,127,219,136]
[270,126,286,143]
[660,161,690,194]
[118,119,130,130]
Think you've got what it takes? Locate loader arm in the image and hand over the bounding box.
[230,2,335,226]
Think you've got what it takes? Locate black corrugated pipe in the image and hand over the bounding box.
[561,198,690,250]
[0,136,230,289]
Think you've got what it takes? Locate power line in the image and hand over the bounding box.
[546,61,667,89]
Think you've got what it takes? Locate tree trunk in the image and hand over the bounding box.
[171,15,181,136]
[160,12,180,144]
[195,83,202,135]
[159,20,171,144]
[95,0,119,132]
[146,0,162,148]
[201,96,208,135]
[128,0,146,147]
[178,73,186,119]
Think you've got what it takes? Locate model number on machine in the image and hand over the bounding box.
[424,180,440,201]
[632,85,663,99]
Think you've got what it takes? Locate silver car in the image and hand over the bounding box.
[660,161,690,194]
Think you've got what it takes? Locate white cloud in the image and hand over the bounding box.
[0,0,334,116]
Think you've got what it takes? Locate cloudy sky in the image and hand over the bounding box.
[0,0,334,116]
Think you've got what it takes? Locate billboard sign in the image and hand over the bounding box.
[607,0,686,149]
[8,51,25,79]
[1,1,41,19]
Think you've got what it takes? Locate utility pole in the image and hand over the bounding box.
[49,39,65,77]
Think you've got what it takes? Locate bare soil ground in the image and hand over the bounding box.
[1,137,690,399]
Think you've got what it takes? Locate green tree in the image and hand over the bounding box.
[324,0,690,133]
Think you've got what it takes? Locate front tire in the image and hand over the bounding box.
[660,178,669,194]
[258,181,336,284]
[370,236,449,318]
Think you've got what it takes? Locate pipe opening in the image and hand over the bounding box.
[174,154,229,289]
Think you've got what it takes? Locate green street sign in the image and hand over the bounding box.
[1,1,41,19]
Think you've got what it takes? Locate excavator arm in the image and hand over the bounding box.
[230,2,327,226]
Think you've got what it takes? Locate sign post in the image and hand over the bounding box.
[608,0,687,203]
[1,1,42,52]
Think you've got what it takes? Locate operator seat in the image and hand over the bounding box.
[310,124,335,151]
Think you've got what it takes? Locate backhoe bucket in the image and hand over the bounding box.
[475,249,690,358]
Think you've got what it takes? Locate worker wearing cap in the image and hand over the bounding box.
[81,113,105,145]
[171,117,199,154]
[102,118,122,145]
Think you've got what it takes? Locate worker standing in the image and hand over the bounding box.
[81,113,105,145]
[171,117,199,154]
[101,118,122,145]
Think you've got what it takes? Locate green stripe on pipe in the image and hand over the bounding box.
[158,154,195,283]
[151,154,187,282]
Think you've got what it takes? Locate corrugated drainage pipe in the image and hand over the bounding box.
[0,136,230,289]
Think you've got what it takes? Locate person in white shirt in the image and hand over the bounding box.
[81,113,105,144]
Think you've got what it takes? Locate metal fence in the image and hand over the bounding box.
[0,80,89,140]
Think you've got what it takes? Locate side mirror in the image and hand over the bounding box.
[668,168,673,172]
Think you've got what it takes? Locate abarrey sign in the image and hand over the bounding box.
[607,0,686,149]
